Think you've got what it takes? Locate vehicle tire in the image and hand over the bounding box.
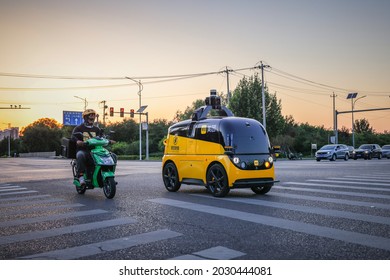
[251,184,272,195]
[103,177,116,199]
[162,162,181,192]
[378,153,382,159]
[316,159,321,162]
[344,153,349,161]
[76,184,86,194]
[206,163,230,197]
[330,154,336,161]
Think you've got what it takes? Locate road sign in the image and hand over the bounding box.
[63,111,83,126]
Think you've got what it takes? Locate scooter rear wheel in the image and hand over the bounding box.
[103,177,116,199]
[76,184,86,194]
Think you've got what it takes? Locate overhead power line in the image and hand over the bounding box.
[1,65,389,97]
[0,69,225,80]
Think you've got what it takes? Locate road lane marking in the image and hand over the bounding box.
[0,191,38,196]
[149,198,390,252]
[0,197,64,207]
[308,179,390,188]
[19,229,182,260]
[191,194,390,226]
[276,184,390,199]
[1,203,85,216]
[0,194,51,202]
[0,186,26,191]
[267,192,390,210]
[326,177,390,183]
[0,209,108,228]
[0,217,137,246]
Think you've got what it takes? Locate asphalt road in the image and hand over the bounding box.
[0,157,389,260]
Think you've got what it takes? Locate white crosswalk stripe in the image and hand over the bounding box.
[20,229,182,260]
[0,184,183,260]
[2,174,390,259]
[150,174,390,253]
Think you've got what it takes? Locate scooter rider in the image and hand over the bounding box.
[71,109,103,186]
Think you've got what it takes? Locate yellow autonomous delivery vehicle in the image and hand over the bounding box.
[162,90,278,197]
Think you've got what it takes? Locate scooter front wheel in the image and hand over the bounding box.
[103,177,116,199]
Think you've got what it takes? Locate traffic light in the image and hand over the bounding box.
[130,109,134,118]
[120,108,124,117]
[109,107,114,117]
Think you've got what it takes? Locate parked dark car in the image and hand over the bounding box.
[347,146,355,157]
[382,145,390,159]
[352,144,382,160]
[315,144,350,161]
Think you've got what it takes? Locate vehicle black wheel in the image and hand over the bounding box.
[330,154,337,161]
[163,162,181,192]
[76,184,86,194]
[251,184,272,195]
[378,153,382,159]
[344,153,349,161]
[103,177,116,199]
[316,159,321,162]
[206,163,230,197]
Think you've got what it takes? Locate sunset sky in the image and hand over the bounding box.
[1,0,389,133]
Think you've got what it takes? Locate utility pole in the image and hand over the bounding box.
[260,61,270,129]
[330,92,337,143]
[225,66,232,105]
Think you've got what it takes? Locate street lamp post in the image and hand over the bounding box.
[125,77,144,160]
[347,93,366,148]
[74,96,88,111]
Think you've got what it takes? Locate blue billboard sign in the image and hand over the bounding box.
[63,111,83,126]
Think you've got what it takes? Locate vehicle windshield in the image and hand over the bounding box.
[320,145,336,150]
[382,145,390,150]
[220,119,270,154]
[359,145,371,149]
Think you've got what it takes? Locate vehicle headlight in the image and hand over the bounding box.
[233,156,247,169]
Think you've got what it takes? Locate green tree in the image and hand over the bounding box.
[21,118,63,153]
[174,99,205,121]
[148,119,171,154]
[229,74,285,138]
[354,118,374,134]
[105,119,138,143]
[337,126,351,145]
[0,137,19,157]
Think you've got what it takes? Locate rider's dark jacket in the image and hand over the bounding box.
[71,123,103,151]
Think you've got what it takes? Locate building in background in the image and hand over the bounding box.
[0,127,19,140]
